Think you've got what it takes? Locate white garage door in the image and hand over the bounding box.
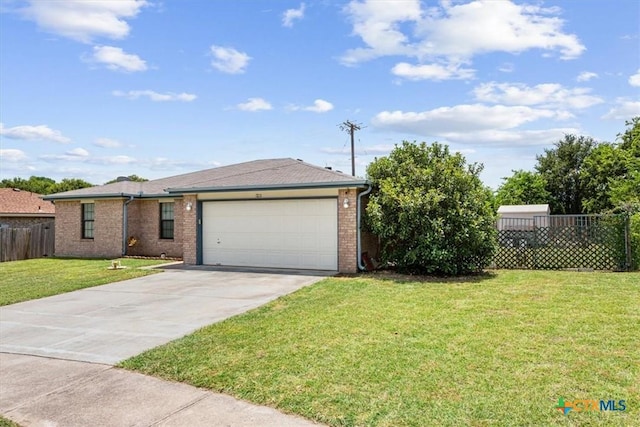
[202,199,338,270]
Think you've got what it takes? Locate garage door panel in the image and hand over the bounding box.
[202,199,337,270]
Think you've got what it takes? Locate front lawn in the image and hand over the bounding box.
[122,270,639,426]
[0,416,20,427]
[0,258,169,306]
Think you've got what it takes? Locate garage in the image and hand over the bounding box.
[202,198,338,270]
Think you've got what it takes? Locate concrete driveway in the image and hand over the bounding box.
[0,267,330,364]
[1,266,328,426]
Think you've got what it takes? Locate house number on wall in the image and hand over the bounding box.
[255,193,262,199]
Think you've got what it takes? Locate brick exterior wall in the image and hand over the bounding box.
[126,199,184,258]
[338,188,358,273]
[54,191,360,271]
[54,200,123,258]
[182,195,197,264]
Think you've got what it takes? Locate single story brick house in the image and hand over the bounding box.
[44,158,372,273]
[0,188,55,228]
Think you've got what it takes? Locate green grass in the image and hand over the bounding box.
[0,257,169,306]
[122,270,640,427]
[0,416,20,427]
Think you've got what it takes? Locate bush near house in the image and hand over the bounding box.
[366,141,496,275]
[629,213,640,270]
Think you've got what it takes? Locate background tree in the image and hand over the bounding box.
[494,170,550,207]
[0,176,56,194]
[0,176,93,194]
[52,178,93,193]
[535,135,596,214]
[104,174,148,184]
[366,141,496,275]
[580,143,629,213]
[609,170,640,207]
[618,116,640,155]
[582,117,640,212]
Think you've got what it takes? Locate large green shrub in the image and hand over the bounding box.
[630,213,640,271]
[366,141,496,275]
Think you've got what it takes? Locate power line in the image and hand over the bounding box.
[339,120,362,176]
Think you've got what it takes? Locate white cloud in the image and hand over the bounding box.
[418,1,585,60]
[283,3,305,27]
[577,71,598,82]
[113,90,197,102]
[392,62,475,81]
[91,46,147,72]
[341,0,422,65]
[0,123,71,143]
[67,147,90,157]
[473,82,603,109]
[210,45,251,74]
[438,128,580,145]
[372,104,570,140]
[40,152,136,164]
[305,99,334,112]
[602,98,640,120]
[629,69,640,87]
[290,99,334,113]
[0,149,28,162]
[94,138,122,148]
[40,147,90,162]
[237,98,273,112]
[97,155,136,165]
[21,0,148,43]
[341,0,584,67]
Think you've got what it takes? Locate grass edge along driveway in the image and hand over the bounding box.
[0,258,169,306]
[122,270,640,427]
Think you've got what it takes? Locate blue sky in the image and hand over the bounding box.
[1,0,638,189]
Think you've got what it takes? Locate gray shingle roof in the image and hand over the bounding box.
[44,158,367,200]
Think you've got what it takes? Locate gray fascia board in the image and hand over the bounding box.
[42,192,181,201]
[42,192,140,201]
[138,193,178,199]
[165,180,370,194]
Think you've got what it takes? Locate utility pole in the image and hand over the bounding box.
[339,120,361,176]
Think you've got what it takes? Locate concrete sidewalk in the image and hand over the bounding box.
[0,353,320,426]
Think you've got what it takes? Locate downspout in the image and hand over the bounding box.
[356,183,373,271]
[122,195,134,256]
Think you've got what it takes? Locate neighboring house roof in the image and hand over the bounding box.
[0,188,56,216]
[497,204,550,215]
[44,158,369,200]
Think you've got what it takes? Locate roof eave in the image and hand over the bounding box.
[42,193,140,201]
[166,180,370,194]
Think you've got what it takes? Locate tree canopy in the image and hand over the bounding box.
[104,175,148,185]
[495,117,639,214]
[535,134,595,214]
[366,141,496,275]
[495,170,550,207]
[0,176,93,195]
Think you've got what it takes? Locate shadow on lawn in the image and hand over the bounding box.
[344,269,498,284]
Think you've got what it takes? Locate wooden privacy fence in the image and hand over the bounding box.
[0,221,55,262]
[493,214,633,271]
